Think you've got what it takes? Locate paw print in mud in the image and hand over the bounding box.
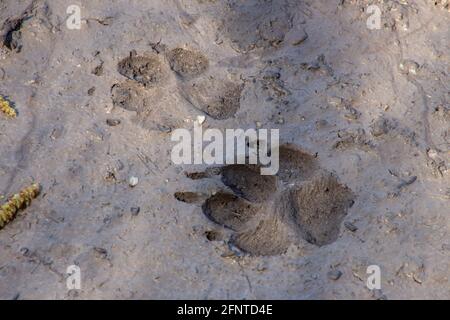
[175,144,356,256]
[110,47,244,131]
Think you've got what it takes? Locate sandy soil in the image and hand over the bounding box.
[0,0,449,299]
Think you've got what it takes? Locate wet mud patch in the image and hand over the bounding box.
[167,47,209,78]
[218,0,293,53]
[117,51,167,87]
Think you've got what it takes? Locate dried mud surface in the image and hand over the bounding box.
[0,0,449,299]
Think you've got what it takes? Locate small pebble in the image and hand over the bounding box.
[371,118,391,137]
[129,176,139,187]
[93,247,108,259]
[291,29,308,46]
[130,207,140,216]
[116,160,125,171]
[327,270,343,280]
[87,87,96,96]
[399,60,419,76]
[328,96,343,107]
[106,119,121,126]
[427,149,439,159]
[315,119,328,129]
[344,221,358,232]
[157,124,172,133]
[197,115,206,124]
[20,247,30,256]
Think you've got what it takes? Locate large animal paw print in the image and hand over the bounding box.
[175,144,355,256]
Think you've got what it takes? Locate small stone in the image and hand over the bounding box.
[105,171,116,182]
[413,273,424,284]
[371,118,391,137]
[344,106,361,120]
[328,96,343,107]
[315,119,328,129]
[19,247,30,256]
[197,115,206,124]
[344,221,358,232]
[130,207,140,216]
[106,118,121,126]
[401,257,425,284]
[116,160,125,171]
[87,87,96,96]
[227,242,244,257]
[263,70,281,80]
[92,63,104,76]
[427,149,439,159]
[255,121,262,128]
[157,124,172,133]
[399,60,420,76]
[93,247,108,259]
[291,29,308,46]
[327,270,343,280]
[129,176,139,187]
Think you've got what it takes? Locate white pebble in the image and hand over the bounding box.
[197,115,206,124]
[129,176,139,187]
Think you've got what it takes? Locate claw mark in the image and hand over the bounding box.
[393,30,439,152]
[409,78,440,152]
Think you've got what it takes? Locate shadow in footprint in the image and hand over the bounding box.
[218,0,293,53]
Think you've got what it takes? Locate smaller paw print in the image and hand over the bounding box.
[111,47,244,132]
[175,144,355,256]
